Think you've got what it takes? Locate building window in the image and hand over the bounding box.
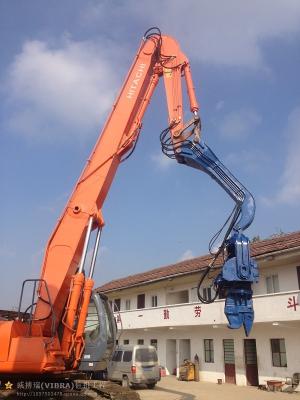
[123,339,129,345]
[151,295,158,307]
[190,287,198,302]
[204,339,214,363]
[125,299,131,310]
[166,290,189,305]
[150,339,158,350]
[137,294,145,309]
[297,266,300,289]
[270,339,287,367]
[114,298,121,312]
[137,339,144,345]
[115,340,118,345]
[266,275,279,293]
[202,287,212,302]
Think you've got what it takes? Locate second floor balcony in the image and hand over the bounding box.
[114,290,300,330]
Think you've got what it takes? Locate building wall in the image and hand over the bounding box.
[104,249,300,386]
[117,322,300,385]
[256,260,299,295]
[110,260,300,311]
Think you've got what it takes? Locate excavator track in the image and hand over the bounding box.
[0,379,140,400]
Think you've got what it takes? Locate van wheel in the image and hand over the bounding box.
[147,383,156,389]
[122,376,129,388]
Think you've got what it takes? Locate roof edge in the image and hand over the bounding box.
[98,244,300,294]
[97,231,300,293]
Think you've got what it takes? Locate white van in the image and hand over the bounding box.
[107,345,160,388]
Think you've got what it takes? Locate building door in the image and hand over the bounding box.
[244,339,259,386]
[179,339,191,365]
[166,339,176,375]
[223,339,236,384]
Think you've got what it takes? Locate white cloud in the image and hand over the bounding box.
[6,2,300,142]
[83,0,300,69]
[178,249,194,262]
[5,38,122,140]
[99,245,109,255]
[151,152,174,170]
[219,108,262,139]
[0,245,16,259]
[224,149,269,174]
[261,106,300,206]
[30,248,45,267]
[37,191,69,215]
[276,107,300,204]
[84,245,109,272]
[216,101,224,111]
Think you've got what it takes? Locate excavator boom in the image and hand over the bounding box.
[0,28,258,376]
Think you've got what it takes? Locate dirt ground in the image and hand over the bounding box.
[136,376,300,400]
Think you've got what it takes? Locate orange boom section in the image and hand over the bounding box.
[0,30,199,373]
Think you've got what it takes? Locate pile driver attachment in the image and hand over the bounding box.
[161,116,259,336]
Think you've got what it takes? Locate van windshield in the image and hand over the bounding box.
[135,348,158,362]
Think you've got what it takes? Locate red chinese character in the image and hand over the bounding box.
[287,296,299,311]
[163,309,170,319]
[194,305,202,317]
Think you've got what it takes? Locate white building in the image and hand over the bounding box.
[97,231,300,386]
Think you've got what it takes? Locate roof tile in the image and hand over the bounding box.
[97,231,300,293]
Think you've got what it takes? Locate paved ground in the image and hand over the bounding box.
[136,376,300,400]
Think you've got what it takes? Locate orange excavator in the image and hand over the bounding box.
[0,28,258,377]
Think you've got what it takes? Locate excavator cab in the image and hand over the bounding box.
[79,291,117,372]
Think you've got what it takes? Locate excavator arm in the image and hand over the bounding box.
[160,121,258,335]
[0,28,258,375]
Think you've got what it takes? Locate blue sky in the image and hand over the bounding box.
[1,1,300,309]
